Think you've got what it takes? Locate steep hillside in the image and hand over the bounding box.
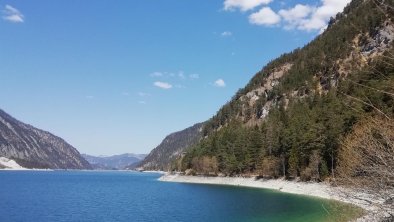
[0,109,91,169]
[82,153,146,170]
[138,123,204,171]
[179,0,394,178]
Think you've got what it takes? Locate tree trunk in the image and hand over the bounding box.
[331,151,335,179]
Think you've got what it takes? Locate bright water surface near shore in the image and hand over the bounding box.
[0,171,360,222]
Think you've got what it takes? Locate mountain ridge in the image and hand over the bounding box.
[82,153,146,170]
[0,109,91,169]
[138,123,204,171]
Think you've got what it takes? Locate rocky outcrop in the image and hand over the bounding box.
[0,157,25,170]
[243,63,293,104]
[361,21,394,56]
[0,109,91,169]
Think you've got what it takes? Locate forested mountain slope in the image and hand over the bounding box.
[178,0,394,180]
[138,123,203,171]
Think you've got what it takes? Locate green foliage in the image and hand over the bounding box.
[181,0,394,179]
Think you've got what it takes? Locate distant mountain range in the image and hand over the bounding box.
[82,153,147,170]
[137,123,204,171]
[0,109,91,169]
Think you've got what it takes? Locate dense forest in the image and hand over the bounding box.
[173,0,394,183]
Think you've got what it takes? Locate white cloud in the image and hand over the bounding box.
[150,72,163,77]
[189,74,200,79]
[85,95,94,99]
[278,4,312,29]
[214,79,226,87]
[150,70,201,82]
[175,84,186,89]
[224,0,273,11]
[138,101,147,104]
[224,0,351,32]
[138,92,150,97]
[2,5,24,23]
[297,0,351,32]
[178,71,185,79]
[122,92,130,96]
[249,7,281,26]
[221,31,233,37]
[265,0,350,32]
[154,81,172,89]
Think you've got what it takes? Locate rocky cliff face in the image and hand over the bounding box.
[138,123,204,171]
[0,109,91,169]
[202,0,394,136]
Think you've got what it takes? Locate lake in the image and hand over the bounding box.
[0,171,360,221]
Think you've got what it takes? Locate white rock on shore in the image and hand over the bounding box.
[159,174,390,221]
[0,157,26,170]
[142,170,166,174]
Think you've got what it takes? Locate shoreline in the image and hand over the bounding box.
[159,173,390,221]
[141,170,166,174]
[0,168,54,171]
[0,169,167,172]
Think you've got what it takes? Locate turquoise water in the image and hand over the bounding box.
[0,171,358,221]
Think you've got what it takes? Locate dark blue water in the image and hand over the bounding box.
[0,171,357,222]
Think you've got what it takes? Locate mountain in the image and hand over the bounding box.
[138,123,204,171]
[82,153,147,170]
[0,109,91,169]
[176,0,394,179]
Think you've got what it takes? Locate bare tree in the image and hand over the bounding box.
[260,156,281,178]
[337,117,394,217]
[310,150,322,181]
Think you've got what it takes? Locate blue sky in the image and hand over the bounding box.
[0,0,350,155]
